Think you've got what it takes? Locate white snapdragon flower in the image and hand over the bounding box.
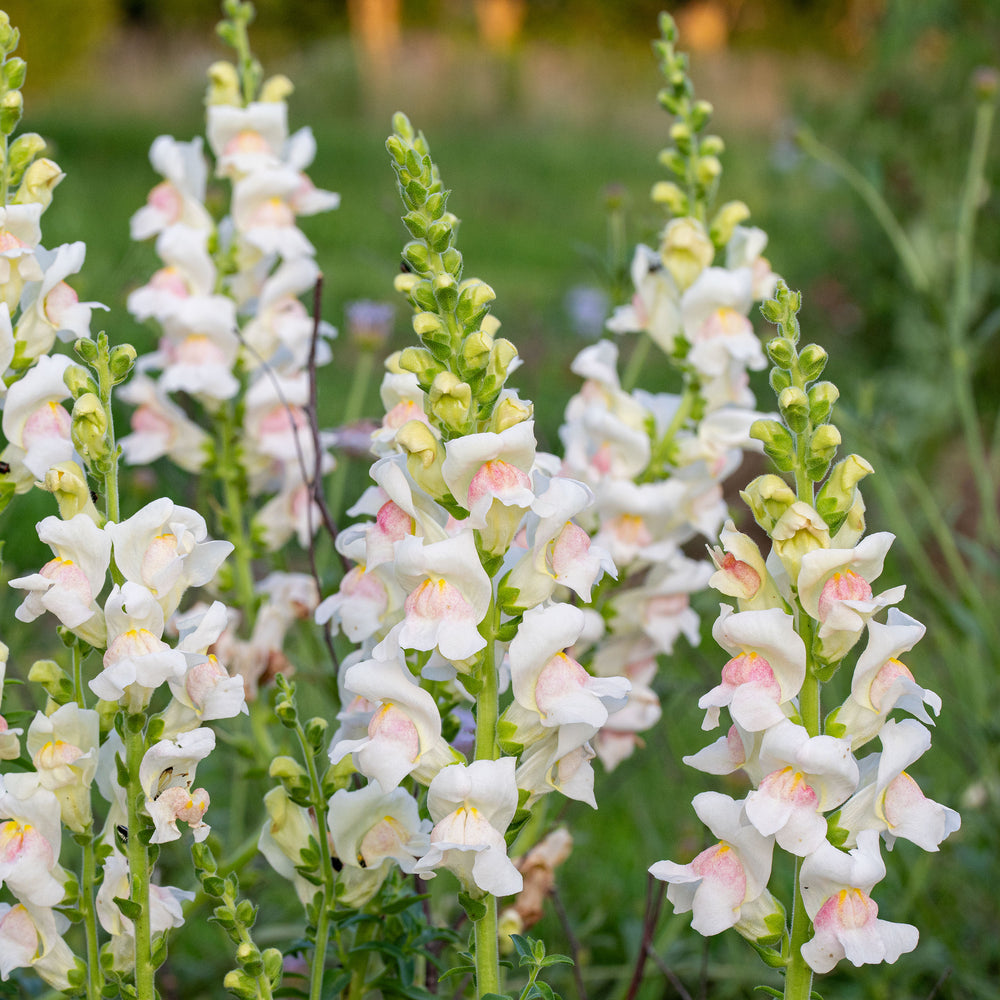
[330,649,460,791]
[797,532,906,663]
[798,831,918,974]
[413,758,523,898]
[0,773,67,908]
[381,531,493,661]
[327,783,430,906]
[26,703,100,833]
[118,373,211,472]
[743,719,859,856]
[649,791,776,936]
[698,606,807,731]
[130,136,212,240]
[836,719,960,852]
[0,203,44,306]
[257,786,320,906]
[107,498,233,617]
[1,353,75,481]
[829,609,940,749]
[139,728,215,843]
[206,101,288,178]
[605,243,681,352]
[9,512,111,647]
[92,583,187,711]
[0,901,77,991]
[508,603,629,730]
[127,224,217,321]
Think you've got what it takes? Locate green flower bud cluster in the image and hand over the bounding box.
[749,281,872,534]
[212,1,291,107]
[0,14,62,210]
[387,112,521,438]
[651,11,740,239]
[192,841,284,1000]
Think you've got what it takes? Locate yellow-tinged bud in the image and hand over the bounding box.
[481,314,502,337]
[394,272,419,295]
[384,349,405,374]
[429,371,472,431]
[206,61,241,105]
[71,393,109,463]
[650,180,688,214]
[396,420,448,498]
[7,132,46,180]
[260,73,294,102]
[490,395,533,433]
[487,337,518,382]
[42,461,102,523]
[269,756,308,781]
[13,158,64,211]
[461,330,493,373]
[710,200,751,247]
[816,453,873,535]
[772,501,831,581]
[659,217,714,291]
[740,474,796,534]
[696,155,722,185]
[831,493,867,548]
[0,89,23,135]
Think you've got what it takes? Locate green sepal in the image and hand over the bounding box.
[113,896,143,921]
[458,891,487,922]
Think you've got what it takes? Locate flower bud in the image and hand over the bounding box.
[274,699,297,728]
[456,278,496,329]
[28,658,75,704]
[396,420,449,498]
[0,14,18,55]
[64,364,99,399]
[223,969,259,1000]
[461,329,493,374]
[690,98,713,130]
[304,716,328,751]
[7,131,45,181]
[650,180,688,215]
[808,380,839,424]
[402,240,431,274]
[393,271,419,295]
[433,271,458,313]
[659,217,714,291]
[798,342,828,381]
[397,346,445,389]
[269,755,307,782]
[670,121,692,152]
[490,395,533,433]
[771,501,830,580]
[750,418,796,472]
[700,134,725,156]
[815,453,873,534]
[109,344,138,385]
[73,337,99,364]
[42,461,102,523]
[1,55,24,91]
[709,200,750,247]
[777,386,809,434]
[740,474,796,534]
[429,371,472,431]
[206,60,241,105]
[71,393,109,464]
[13,157,63,210]
[696,155,722,185]
[427,220,453,253]
[769,367,792,394]
[805,423,841,481]
[486,337,518,386]
[0,88,23,135]
[260,73,294,102]
[765,336,795,370]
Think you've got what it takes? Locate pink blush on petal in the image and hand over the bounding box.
[818,571,873,622]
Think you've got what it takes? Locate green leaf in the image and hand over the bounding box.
[113,896,142,921]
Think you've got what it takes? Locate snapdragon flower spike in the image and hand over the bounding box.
[656,273,960,990]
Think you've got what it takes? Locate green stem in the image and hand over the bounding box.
[783,855,814,1000]
[346,919,376,1000]
[219,402,257,628]
[96,334,121,526]
[80,830,104,1000]
[621,335,651,393]
[641,379,698,481]
[796,128,931,295]
[124,715,154,999]
[475,895,501,1000]
[294,720,337,1000]
[71,640,87,708]
[472,598,501,999]
[948,96,1000,547]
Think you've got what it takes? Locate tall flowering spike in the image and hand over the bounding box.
[553,9,779,769]
[652,273,959,996]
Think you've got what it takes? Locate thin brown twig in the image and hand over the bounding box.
[925,967,952,1000]
[642,943,693,1000]
[550,884,589,1000]
[624,873,667,1000]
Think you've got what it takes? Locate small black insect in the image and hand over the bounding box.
[400,259,413,273]
[0,461,9,475]
[116,824,129,845]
